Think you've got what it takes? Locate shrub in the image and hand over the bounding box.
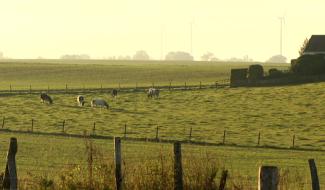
[291,54,325,75]
[268,68,284,78]
[248,64,264,80]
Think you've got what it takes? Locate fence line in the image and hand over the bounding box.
[0,79,230,95]
[0,126,324,153]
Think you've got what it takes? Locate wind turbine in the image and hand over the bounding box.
[278,16,285,56]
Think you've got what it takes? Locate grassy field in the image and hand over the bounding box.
[1,59,322,189]
[0,59,288,90]
[0,132,323,189]
[1,82,325,150]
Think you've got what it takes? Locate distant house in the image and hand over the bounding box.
[303,35,325,55]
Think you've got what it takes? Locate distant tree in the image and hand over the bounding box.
[118,55,131,60]
[299,38,309,56]
[227,56,253,62]
[60,54,90,60]
[165,51,193,61]
[265,55,287,63]
[201,52,215,61]
[133,50,150,60]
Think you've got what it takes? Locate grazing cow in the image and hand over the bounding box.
[40,93,53,104]
[111,89,118,97]
[147,88,159,98]
[91,99,109,109]
[77,95,85,106]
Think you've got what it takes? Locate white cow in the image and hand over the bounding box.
[77,95,85,106]
[91,99,109,109]
[147,88,159,98]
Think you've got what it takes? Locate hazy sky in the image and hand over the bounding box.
[0,0,324,61]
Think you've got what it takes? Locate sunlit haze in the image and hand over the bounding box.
[0,0,324,61]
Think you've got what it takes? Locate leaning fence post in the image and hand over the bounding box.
[124,124,127,139]
[308,159,320,190]
[189,127,192,142]
[219,170,228,190]
[292,135,295,148]
[257,132,261,146]
[62,120,65,133]
[2,137,18,190]
[222,130,226,145]
[258,166,278,190]
[114,137,123,190]
[156,126,159,141]
[2,117,5,128]
[174,142,183,190]
[31,119,34,132]
[92,122,96,135]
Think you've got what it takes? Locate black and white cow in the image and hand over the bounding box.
[40,93,53,104]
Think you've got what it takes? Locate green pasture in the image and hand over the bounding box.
[0,132,323,189]
[0,59,288,90]
[0,82,325,150]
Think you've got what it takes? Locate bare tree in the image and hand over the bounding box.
[299,38,309,56]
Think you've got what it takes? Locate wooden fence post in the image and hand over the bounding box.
[174,142,183,190]
[258,166,278,190]
[2,117,5,128]
[258,132,261,146]
[222,130,226,145]
[2,137,18,190]
[92,122,96,135]
[100,84,103,92]
[184,82,187,89]
[9,84,12,93]
[124,124,127,139]
[62,120,65,133]
[65,84,68,93]
[199,81,202,89]
[189,127,192,142]
[114,137,123,190]
[29,85,32,94]
[31,119,34,132]
[169,82,172,90]
[308,159,320,190]
[292,135,295,148]
[156,126,159,141]
[218,170,228,190]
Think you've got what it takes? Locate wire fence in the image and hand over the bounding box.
[0,135,323,190]
[0,79,230,95]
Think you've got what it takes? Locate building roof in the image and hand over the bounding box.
[304,35,325,53]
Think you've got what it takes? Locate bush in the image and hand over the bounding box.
[291,54,325,75]
[248,64,264,80]
[268,68,283,78]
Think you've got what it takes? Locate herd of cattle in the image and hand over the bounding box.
[40,88,160,109]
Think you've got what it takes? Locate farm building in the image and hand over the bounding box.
[303,35,325,55]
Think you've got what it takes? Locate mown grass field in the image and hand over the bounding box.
[0,59,288,89]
